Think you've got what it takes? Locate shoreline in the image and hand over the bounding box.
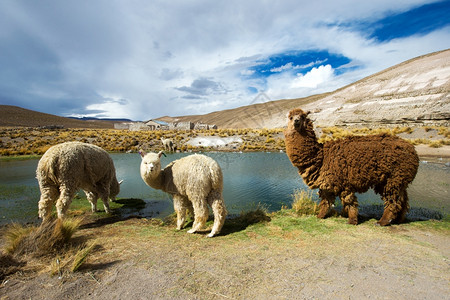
[1,144,450,160]
[414,145,450,160]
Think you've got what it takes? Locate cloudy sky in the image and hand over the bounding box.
[1,0,449,120]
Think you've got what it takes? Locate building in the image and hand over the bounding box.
[194,122,217,130]
[168,121,194,130]
[145,120,169,130]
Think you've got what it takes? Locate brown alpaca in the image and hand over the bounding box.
[284,108,419,225]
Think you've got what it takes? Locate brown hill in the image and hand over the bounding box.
[159,93,330,129]
[164,49,450,128]
[0,105,114,129]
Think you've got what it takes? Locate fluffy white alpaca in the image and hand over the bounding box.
[36,142,121,221]
[139,151,227,237]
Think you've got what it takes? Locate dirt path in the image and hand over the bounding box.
[1,215,449,300]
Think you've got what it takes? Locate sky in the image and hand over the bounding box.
[0,0,449,121]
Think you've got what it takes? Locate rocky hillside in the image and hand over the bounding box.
[170,49,450,128]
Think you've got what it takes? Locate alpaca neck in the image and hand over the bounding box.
[285,126,323,187]
[145,171,165,191]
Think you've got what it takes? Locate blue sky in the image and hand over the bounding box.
[0,0,449,120]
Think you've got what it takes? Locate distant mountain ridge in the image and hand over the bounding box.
[0,105,114,129]
[69,116,133,122]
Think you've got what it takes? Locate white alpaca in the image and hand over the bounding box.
[161,138,175,152]
[139,151,227,237]
[36,142,121,221]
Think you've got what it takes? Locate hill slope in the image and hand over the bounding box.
[0,105,114,129]
[165,49,450,128]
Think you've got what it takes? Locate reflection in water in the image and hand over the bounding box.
[1,153,448,224]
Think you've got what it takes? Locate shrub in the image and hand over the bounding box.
[291,190,318,216]
[4,218,82,258]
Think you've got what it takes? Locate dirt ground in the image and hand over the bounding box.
[1,213,449,300]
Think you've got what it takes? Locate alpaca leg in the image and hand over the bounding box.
[377,179,410,226]
[317,190,335,219]
[55,185,76,219]
[377,186,401,226]
[101,194,111,214]
[38,185,59,222]
[340,191,359,225]
[188,197,209,234]
[393,189,409,224]
[85,191,98,212]
[97,186,112,214]
[207,191,227,237]
[377,203,397,226]
[173,195,188,230]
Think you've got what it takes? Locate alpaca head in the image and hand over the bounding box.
[287,108,311,132]
[109,178,123,200]
[139,150,164,180]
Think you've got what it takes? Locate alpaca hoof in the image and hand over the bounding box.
[317,213,327,219]
[348,218,358,225]
[207,232,217,238]
[187,229,196,234]
[376,219,392,226]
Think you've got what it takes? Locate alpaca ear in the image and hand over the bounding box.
[139,150,146,158]
[158,151,167,158]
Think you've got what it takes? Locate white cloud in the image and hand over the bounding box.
[1,0,448,120]
[291,65,334,88]
[270,62,293,72]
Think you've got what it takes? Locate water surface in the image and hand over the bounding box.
[1,153,448,224]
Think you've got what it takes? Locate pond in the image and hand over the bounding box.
[0,152,449,225]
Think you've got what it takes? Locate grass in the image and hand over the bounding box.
[318,125,450,147]
[4,218,82,257]
[290,189,319,216]
[1,217,103,278]
[1,190,448,283]
[71,242,97,272]
[1,125,449,157]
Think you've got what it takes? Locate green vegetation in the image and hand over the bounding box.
[1,191,448,283]
[0,125,448,157]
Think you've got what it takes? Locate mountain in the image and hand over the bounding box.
[0,105,115,128]
[165,49,450,128]
[69,116,133,122]
[2,50,448,130]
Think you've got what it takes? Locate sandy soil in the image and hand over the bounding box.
[415,145,450,160]
[1,215,449,300]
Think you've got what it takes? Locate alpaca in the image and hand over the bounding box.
[139,151,227,237]
[161,138,175,152]
[284,108,419,225]
[36,142,121,222]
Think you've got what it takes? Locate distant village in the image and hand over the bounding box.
[114,120,218,131]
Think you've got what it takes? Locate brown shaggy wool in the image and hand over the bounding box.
[284,108,419,225]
